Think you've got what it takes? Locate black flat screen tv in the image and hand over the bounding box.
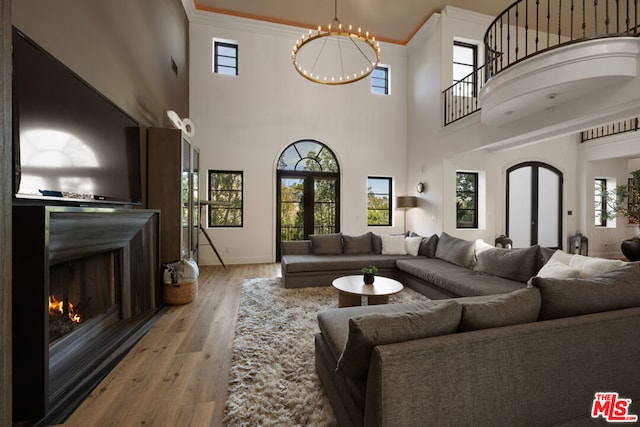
[12,27,142,206]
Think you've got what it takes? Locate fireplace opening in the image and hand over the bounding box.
[49,251,119,343]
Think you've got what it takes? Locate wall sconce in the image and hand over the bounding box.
[396,196,418,234]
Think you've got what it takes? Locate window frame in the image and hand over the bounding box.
[456,171,479,229]
[371,66,389,95]
[208,170,243,227]
[594,178,608,227]
[453,41,478,97]
[367,176,393,226]
[213,41,238,76]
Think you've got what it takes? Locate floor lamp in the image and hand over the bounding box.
[396,196,418,234]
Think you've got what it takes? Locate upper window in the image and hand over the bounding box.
[371,66,389,95]
[208,170,243,227]
[367,177,392,226]
[213,41,238,76]
[453,41,477,97]
[456,172,478,229]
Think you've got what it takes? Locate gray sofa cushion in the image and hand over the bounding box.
[435,232,475,268]
[396,258,525,296]
[343,233,373,254]
[317,302,439,361]
[282,254,413,274]
[411,233,439,257]
[336,300,462,379]
[474,245,541,283]
[310,233,343,255]
[457,288,541,331]
[532,262,640,320]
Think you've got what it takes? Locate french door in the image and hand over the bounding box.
[276,140,340,260]
[506,162,563,248]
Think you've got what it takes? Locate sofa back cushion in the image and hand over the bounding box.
[457,288,541,331]
[343,233,373,254]
[474,245,541,283]
[336,301,462,379]
[434,232,475,268]
[310,233,343,255]
[532,262,640,320]
[418,233,439,258]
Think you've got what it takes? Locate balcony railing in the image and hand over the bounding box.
[443,65,487,126]
[485,0,639,81]
[443,0,639,126]
[582,117,639,141]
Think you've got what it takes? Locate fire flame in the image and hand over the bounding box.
[49,295,81,323]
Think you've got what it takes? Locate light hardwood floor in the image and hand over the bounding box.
[59,263,281,427]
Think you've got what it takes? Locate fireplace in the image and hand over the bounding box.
[12,206,162,426]
[49,252,119,343]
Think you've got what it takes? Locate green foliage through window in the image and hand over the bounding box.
[456,172,478,228]
[368,177,392,226]
[208,170,243,227]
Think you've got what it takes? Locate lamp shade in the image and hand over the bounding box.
[396,196,418,209]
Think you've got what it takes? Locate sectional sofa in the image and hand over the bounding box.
[282,231,639,425]
[281,231,547,297]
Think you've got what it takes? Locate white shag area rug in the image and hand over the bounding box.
[223,277,430,426]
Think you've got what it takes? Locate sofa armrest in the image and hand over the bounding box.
[364,307,640,426]
[281,240,312,256]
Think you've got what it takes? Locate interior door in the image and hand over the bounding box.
[507,162,563,248]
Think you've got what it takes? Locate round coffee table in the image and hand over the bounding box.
[331,275,404,308]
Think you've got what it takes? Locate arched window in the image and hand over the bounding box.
[276,140,340,259]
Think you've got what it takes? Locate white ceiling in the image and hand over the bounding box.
[192,0,508,44]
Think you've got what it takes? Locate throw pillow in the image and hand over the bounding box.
[418,234,439,258]
[336,301,462,379]
[343,233,373,254]
[434,232,476,268]
[474,245,541,283]
[457,288,541,331]
[381,235,407,255]
[567,254,627,278]
[533,259,582,281]
[531,262,640,320]
[405,236,422,256]
[310,233,343,255]
[474,239,494,257]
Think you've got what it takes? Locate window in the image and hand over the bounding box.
[371,66,389,95]
[213,41,238,76]
[367,177,392,226]
[595,178,608,227]
[456,172,478,228]
[208,170,243,227]
[453,41,477,97]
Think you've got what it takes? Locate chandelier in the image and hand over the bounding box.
[291,0,381,85]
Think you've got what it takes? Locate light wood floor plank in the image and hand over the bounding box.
[60,263,280,427]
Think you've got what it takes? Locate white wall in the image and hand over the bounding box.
[405,6,640,253]
[188,6,640,264]
[189,13,409,265]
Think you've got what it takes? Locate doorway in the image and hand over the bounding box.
[506,162,563,248]
[276,140,340,260]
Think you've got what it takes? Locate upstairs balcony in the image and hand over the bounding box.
[444,0,640,129]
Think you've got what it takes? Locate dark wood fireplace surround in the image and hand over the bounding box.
[12,205,162,426]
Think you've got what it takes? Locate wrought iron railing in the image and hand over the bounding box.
[443,65,487,126]
[484,0,639,81]
[444,0,639,126]
[581,117,639,141]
